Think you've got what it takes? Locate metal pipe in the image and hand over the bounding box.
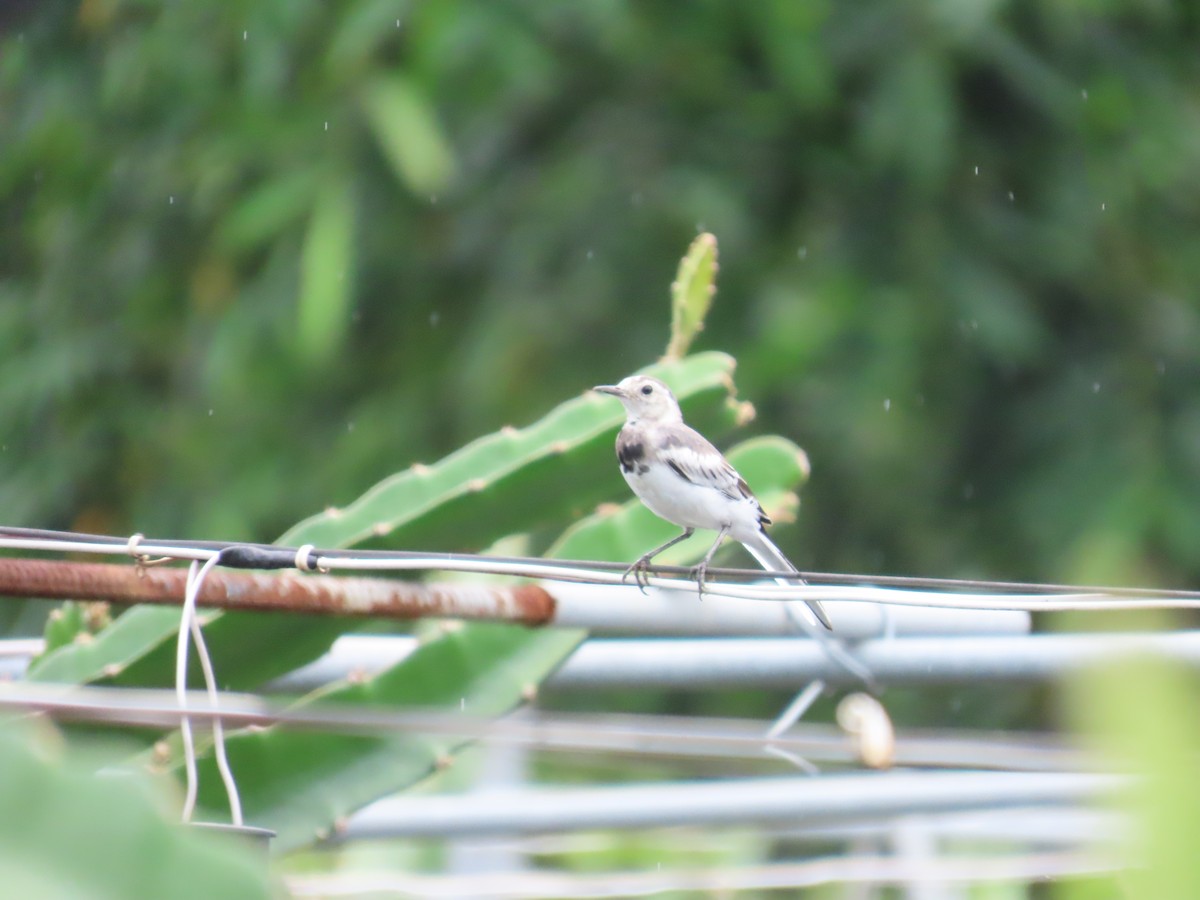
[8,630,1200,690]
[340,770,1124,839]
[547,582,1030,638]
[0,681,1078,771]
[269,631,1200,692]
[0,558,556,624]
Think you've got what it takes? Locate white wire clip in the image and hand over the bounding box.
[294,544,328,574]
[126,532,171,574]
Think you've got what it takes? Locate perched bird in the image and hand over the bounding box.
[594,374,832,630]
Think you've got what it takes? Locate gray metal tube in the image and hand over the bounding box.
[550,632,1200,688]
[12,630,1200,691]
[549,583,1030,638]
[267,631,1200,693]
[342,770,1123,839]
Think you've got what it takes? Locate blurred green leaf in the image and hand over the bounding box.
[297,178,356,361]
[360,74,455,195]
[0,723,274,898]
[217,168,320,252]
[859,48,954,188]
[1061,643,1200,900]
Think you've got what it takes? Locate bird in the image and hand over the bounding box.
[593,374,833,630]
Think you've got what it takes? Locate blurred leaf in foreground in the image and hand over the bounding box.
[0,723,274,899]
[1060,627,1200,900]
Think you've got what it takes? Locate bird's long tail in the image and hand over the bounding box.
[740,531,833,631]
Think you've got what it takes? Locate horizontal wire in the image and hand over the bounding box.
[0,525,1195,602]
[0,538,1135,614]
[0,534,1178,614]
[0,682,1082,770]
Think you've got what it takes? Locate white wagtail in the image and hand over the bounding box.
[594,375,833,630]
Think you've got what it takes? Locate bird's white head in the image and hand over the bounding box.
[593,375,683,424]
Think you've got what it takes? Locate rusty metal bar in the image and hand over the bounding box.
[0,558,556,625]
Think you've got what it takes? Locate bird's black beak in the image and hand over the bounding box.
[593,385,625,398]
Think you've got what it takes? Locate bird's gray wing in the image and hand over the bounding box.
[657,425,763,511]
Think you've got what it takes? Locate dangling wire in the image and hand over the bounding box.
[177,554,243,825]
[177,560,204,821]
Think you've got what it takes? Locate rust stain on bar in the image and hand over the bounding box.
[0,558,557,626]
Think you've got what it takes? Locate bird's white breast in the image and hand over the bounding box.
[622,462,762,542]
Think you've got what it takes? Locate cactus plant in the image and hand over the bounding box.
[183,437,810,850]
[28,352,743,691]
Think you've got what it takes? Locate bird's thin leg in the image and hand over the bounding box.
[691,525,731,598]
[625,528,695,593]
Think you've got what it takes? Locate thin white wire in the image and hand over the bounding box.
[176,560,202,821]
[308,555,1175,611]
[177,555,243,825]
[1,533,1198,613]
[190,616,244,826]
[765,674,832,774]
[767,679,827,740]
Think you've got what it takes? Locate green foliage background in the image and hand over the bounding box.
[4,2,1200,591]
[4,0,1200,887]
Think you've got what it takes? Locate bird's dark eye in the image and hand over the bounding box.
[641,385,653,395]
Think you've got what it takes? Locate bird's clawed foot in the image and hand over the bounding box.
[689,561,709,600]
[622,555,654,594]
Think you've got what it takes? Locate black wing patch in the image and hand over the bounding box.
[666,458,692,483]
